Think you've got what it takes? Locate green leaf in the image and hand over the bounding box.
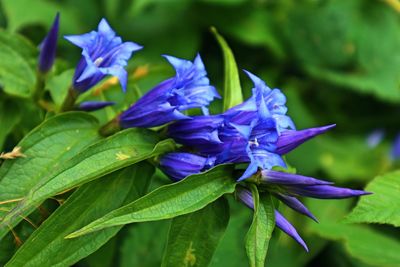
[0,127,173,240]
[287,1,400,102]
[2,0,80,32]
[245,186,275,267]
[0,112,100,240]
[0,98,21,149]
[306,199,400,267]
[119,220,171,267]
[161,197,230,267]
[5,163,154,267]
[0,30,37,98]
[211,27,243,111]
[46,69,74,109]
[345,171,400,227]
[66,165,236,238]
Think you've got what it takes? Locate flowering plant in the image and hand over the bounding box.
[0,5,398,267]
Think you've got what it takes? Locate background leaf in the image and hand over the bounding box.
[346,171,400,227]
[161,197,230,267]
[0,30,37,98]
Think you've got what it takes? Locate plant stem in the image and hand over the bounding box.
[99,117,121,136]
[60,87,79,112]
[33,71,46,103]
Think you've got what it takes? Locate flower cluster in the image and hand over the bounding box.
[39,15,370,251]
[155,70,369,250]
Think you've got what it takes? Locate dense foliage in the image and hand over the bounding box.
[0,0,400,267]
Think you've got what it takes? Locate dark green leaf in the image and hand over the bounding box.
[66,165,236,238]
[0,126,173,240]
[346,171,400,227]
[211,27,243,111]
[0,98,21,149]
[6,163,154,267]
[161,197,230,267]
[0,112,100,240]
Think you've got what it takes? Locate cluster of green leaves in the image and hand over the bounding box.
[1,0,400,266]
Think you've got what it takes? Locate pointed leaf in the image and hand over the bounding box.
[211,27,243,111]
[0,112,100,240]
[66,165,236,238]
[161,197,230,267]
[245,186,275,267]
[346,171,400,227]
[6,163,154,267]
[0,128,174,239]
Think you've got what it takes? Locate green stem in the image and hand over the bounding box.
[33,71,46,103]
[60,87,79,112]
[99,117,121,136]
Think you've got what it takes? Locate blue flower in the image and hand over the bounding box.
[159,152,215,181]
[65,18,142,93]
[119,54,220,128]
[78,101,114,112]
[38,13,59,73]
[275,124,336,155]
[236,172,370,251]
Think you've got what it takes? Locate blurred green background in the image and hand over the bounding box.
[1,0,400,266]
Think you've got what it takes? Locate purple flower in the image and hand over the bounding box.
[78,101,114,112]
[236,178,370,251]
[275,124,336,155]
[38,13,59,73]
[119,54,220,128]
[159,152,215,181]
[65,18,142,93]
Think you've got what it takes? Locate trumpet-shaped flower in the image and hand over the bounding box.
[119,54,220,128]
[65,18,142,92]
[159,152,215,181]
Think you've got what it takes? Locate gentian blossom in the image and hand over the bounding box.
[168,71,333,180]
[65,19,142,92]
[159,152,215,181]
[236,169,369,251]
[78,101,114,112]
[38,13,59,73]
[119,54,220,128]
[158,70,370,251]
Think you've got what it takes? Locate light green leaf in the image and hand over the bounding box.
[306,199,400,267]
[46,69,74,109]
[0,98,21,149]
[245,186,275,267]
[0,30,37,98]
[345,171,400,227]
[2,0,80,32]
[211,27,243,111]
[0,112,100,240]
[0,127,174,239]
[6,163,154,267]
[66,165,236,238]
[161,197,230,267]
